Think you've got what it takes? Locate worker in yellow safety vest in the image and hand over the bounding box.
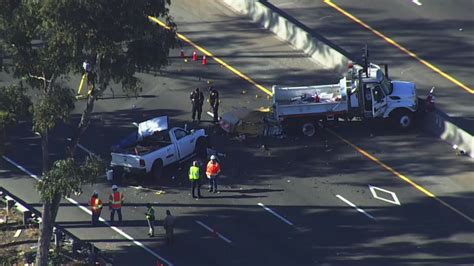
[90,191,103,226]
[109,185,124,224]
[189,161,202,199]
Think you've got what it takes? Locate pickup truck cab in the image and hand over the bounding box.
[110,116,208,179]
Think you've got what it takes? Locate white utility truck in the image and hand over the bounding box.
[110,116,208,179]
[272,62,418,135]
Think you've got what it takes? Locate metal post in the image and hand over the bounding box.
[6,199,15,215]
[54,227,61,249]
[22,210,31,225]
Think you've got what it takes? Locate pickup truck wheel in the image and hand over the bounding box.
[195,138,208,159]
[151,160,163,180]
[391,109,413,130]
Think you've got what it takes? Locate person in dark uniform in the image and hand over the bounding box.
[209,86,219,123]
[190,88,204,122]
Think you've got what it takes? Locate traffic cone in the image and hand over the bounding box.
[192,50,198,61]
[202,55,207,65]
[180,49,185,58]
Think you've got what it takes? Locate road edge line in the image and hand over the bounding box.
[1,155,174,266]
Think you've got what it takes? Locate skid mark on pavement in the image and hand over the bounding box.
[1,155,174,266]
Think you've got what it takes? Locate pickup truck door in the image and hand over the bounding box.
[162,143,178,166]
[372,85,387,118]
[172,128,196,160]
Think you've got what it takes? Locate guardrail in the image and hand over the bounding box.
[0,187,112,265]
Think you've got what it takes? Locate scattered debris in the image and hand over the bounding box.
[13,229,22,238]
[154,190,166,195]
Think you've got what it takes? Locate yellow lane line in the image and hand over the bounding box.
[323,0,474,94]
[329,129,473,223]
[149,15,473,223]
[148,16,273,96]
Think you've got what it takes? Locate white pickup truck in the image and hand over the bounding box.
[272,63,418,135]
[110,116,208,179]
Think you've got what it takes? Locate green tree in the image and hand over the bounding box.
[36,156,105,265]
[1,1,176,264]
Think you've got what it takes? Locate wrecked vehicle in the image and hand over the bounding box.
[110,116,208,179]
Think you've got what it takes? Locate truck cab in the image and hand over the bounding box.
[350,63,418,129]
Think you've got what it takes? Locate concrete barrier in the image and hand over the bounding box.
[222,0,352,75]
[221,0,474,158]
[423,109,473,158]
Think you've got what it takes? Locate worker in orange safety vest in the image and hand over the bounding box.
[109,185,124,224]
[206,155,221,193]
[90,191,103,226]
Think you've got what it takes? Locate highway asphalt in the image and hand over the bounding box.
[270,0,474,132]
[1,0,473,265]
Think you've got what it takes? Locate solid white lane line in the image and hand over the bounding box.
[66,138,98,157]
[336,195,376,220]
[1,155,174,266]
[2,155,41,181]
[195,220,232,244]
[258,203,294,226]
[65,197,173,265]
[206,111,214,117]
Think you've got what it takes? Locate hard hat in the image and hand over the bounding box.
[93,191,98,195]
[210,155,217,160]
[112,185,118,190]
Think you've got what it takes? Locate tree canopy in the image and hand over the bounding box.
[1,0,176,93]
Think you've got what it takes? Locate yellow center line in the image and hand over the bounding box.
[148,16,273,96]
[323,0,474,94]
[149,16,473,223]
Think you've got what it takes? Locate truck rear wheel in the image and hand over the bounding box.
[391,109,413,130]
[151,160,163,180]
[302,123,316,137]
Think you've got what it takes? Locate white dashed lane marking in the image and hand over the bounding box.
[258,203,294,226]
[336,194,376,221]
[196,220,232,244]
